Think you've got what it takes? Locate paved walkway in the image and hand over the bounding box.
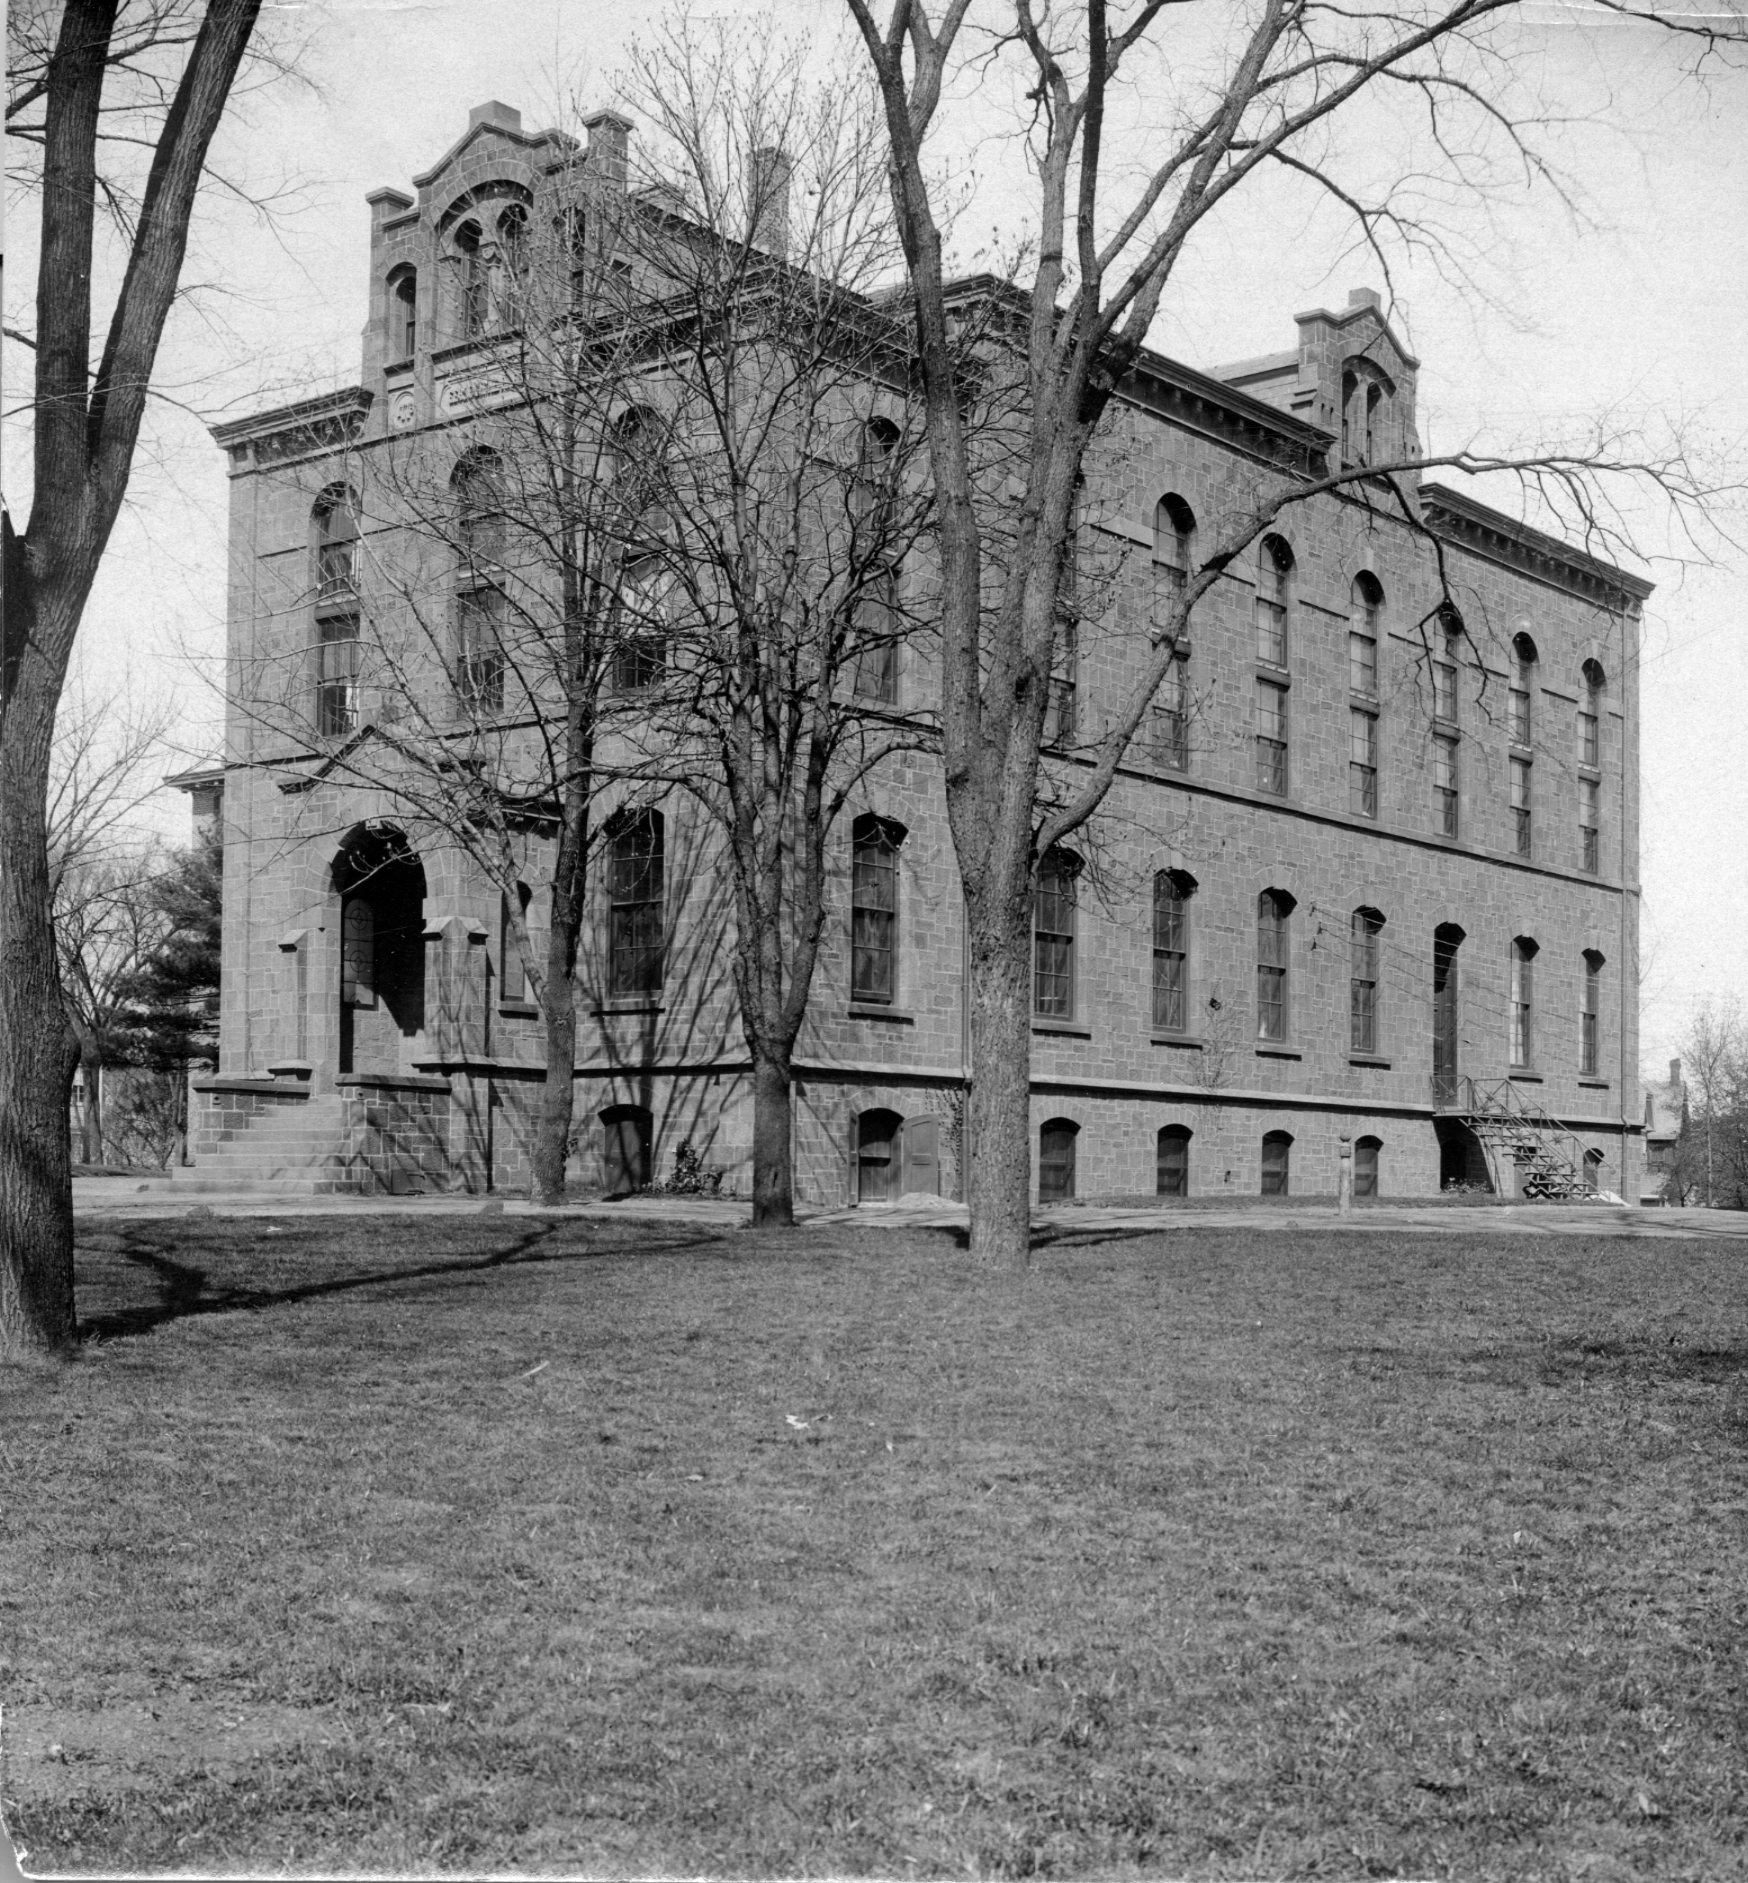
[71,1176,1748,1240]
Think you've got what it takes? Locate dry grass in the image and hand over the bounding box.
[3,1213,1745,1879]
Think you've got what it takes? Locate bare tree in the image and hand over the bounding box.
[844,0,1746,1265]
[268,28,939,1220]
[1676,999,1740,1207]
[609,24,942,1224]
[3,0,266,1357]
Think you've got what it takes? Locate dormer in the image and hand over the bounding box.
[1211,287,1421,475]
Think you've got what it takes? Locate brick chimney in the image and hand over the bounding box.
[584,109,632,191]
[468,100,523,133]
[751,145,792,258]
[1670,1057,1682,1087]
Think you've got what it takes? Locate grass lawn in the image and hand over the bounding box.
[3,1214,1745,1880]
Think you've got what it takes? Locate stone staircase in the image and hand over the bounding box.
[169,1093,351,1195]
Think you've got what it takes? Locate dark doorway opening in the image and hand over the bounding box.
[600,1104,652,1196]
[333,826,426,1076]
[1039,1118,1079,1202]
[856,1108,904,1203]
[1432,922,1465,1107]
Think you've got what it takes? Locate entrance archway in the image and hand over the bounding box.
[332,825,426,1076]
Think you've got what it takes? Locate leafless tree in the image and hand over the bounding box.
[3,0,267,1357]
[270,27,940,1220]
[845,0,1747,1265]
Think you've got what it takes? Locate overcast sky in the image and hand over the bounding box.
[7,0,1744,1078]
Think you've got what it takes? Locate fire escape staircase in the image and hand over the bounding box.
[1446,1077,1594,1200]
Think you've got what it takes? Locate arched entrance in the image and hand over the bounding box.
[333,825,426,1076]
[856,1108,904,1202]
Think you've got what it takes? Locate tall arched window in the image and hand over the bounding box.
[1153,494,1195,617]
[1510,936,1539,1070]
[1255,536,1292,666]
[313,488,360,737]
[390,267,418,359]
[1261,1130,1292,1196]
[851,814,904,1004]
[1256,889,1294,1041]
[453,452,506,711]
[1349,573,1382,697]
[1156,1124,1191,1198]
[454,219,487,337]
[1351,908,1384,1055]
[606,809,664,996]
[1033,850,1079,1019]
[1579,659,1605,768]
[1510,631,1538,745]
[1152,870,1194,1034]
[493,203,529,323]
[854,419,903,703]
[1354,1135,1381,1198]
[1581,950,1604,1076]
[499,882,534,1006]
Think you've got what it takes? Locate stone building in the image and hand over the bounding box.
[193,101,1648,1203]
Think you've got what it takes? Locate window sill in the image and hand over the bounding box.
[1348,1054,1392,1068]
[1150,1033,1204,1049]
[1255,1045,1302,1060]
[1032,1021,1092,1040]
[383,357,413,376]
[595,1000,664,1017]
[1255,663,1290,683]
[848,1005,915,1024]
[1509,1069,1543,1082]
[498,1001,538,1018]
[1578,1077,1611,1089]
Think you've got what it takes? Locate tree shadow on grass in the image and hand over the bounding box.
[79,1220,735,1343]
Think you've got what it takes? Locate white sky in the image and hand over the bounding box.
[7,0,1745,1079]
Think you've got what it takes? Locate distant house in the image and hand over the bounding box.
[1641,1058,1686,1204]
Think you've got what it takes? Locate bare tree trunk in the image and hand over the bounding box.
[749,1044,794,1229]
[963,885,1034,1266]
[531,779,589,1206]
[0,598,81,1355]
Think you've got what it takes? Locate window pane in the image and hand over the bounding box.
[1349,630,1376,697]
[608,815,664,994]
[1033,855,1076,1017]
[1510,757,1532,857]
[1433,660,1456,722]
[1509,685,1531,745]
[851,830,897,1002]
[1579,709,1599,768]
[1256,895,1287,1040]
[1152,877,1187,1032]
[1349,709,1377,817]
[1434,736,1459,837]
[1256,680,1287,795]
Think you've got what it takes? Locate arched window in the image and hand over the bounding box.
[390,267,418,359]
[1340,369,1358,463]
[1033,849,1079,1019]
[500,882,533,1006]
[1581,950,1604,1077]
[454,219,487,337]
[1156,1124,1191,1198]
[1510,936,1539,1069]
[851,814,904,1004]
[494,203,529,322]
[1256,889,1294,1042]
[1510,631,1538,745]
[1153,494,1195,616]
[1579,659,1605,769]
[1039,1118,1079,1202]
[1365,382,1383,462]
[1255,536,1292,666]
[1354,1135,1381,1198]
[606,809,664,996]
[313,489,360,737]
[854,419,903,703]
[1349,573,1382,697]
[1432,607,1462,724]
[1261,1130,1292,1196]
[453,453,506,711]
[1152,870,1195,1034]
[1351,907,1384,1055]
